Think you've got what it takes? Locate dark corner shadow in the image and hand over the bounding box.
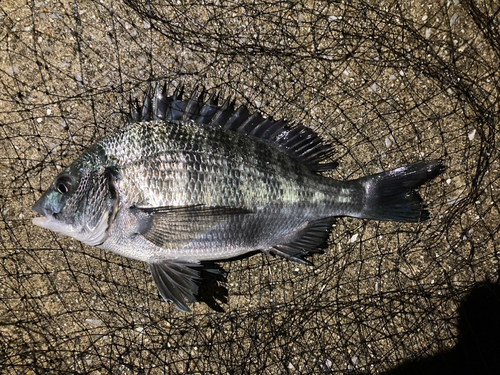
[369,281,500,375]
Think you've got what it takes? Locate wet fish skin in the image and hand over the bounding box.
[32,83,444,312]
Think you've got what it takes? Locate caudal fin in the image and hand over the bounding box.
[359,160,445,222]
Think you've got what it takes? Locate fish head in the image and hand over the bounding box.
[32,159,119,247]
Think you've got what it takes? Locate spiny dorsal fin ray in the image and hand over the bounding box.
[209,97,235,126]
[152,82,171,121]
[128,96,139,123]
[182,86,202,122]
[130,82,338,172]
[196,91,219,124]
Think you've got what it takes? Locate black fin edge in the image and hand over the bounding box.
[128,82,338,172]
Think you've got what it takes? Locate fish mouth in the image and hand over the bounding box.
[31,201,76,236]
[32,216,52,227]
[32,202,54,227]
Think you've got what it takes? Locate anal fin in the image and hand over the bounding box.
[263,217,335,265]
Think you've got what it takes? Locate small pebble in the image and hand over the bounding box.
[468,129,476,141]
[7,66,19,74]
[369,82,378,92]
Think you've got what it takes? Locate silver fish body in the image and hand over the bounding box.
[92,120,359,261]
[32,83,444,311]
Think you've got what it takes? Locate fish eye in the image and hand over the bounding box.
[55,175,73,194]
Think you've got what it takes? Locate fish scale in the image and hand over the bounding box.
[105,120,311,210]
[88,123,312,261]
[32,83,445,312]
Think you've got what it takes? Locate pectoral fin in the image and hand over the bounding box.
[131,204,253,249]
[149,260,227,312]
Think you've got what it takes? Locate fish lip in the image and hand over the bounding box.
[32,201,54,217]
[32,202,55,227]
[32,215,51,227]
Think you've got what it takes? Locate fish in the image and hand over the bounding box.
[32,82,445,312]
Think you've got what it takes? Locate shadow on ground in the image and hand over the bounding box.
[377,282,500,375]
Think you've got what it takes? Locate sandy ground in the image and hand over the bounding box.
[0,0,499,374]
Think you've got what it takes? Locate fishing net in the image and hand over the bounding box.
[1,0,499,373]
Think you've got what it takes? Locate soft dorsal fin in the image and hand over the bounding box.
[129,82,338,172]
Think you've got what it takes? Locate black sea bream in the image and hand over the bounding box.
[32,83,444,312]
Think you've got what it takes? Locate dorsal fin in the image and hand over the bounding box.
[129,82,338,172]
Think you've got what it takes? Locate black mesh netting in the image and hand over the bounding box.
[1,1,499,374]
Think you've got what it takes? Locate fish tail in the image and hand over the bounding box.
[357,160,445,222]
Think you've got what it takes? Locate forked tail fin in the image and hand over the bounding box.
[358,160,445,222]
